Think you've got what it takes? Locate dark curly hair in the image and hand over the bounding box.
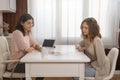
[16,13,34,36]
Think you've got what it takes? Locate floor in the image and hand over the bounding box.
[32,74,120,80]
[111,74,120,80]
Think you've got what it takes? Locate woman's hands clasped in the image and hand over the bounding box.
[75,44,84,52]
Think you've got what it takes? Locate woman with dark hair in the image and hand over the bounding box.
[73,17,110,80]
[7,13,44,80]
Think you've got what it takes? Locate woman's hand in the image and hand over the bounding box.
[26,47,34,53]
[33,44,42,52]
[75,44,84,52]
[78,47,84,52]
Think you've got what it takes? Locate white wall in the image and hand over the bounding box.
[119,1,120,32]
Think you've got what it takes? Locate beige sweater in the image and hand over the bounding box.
[79,37,110,80]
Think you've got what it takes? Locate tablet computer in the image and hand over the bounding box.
[42,39,55,47]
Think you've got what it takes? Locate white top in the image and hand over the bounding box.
[20,45,90,63]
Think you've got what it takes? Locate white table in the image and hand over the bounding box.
[20,45,90,80]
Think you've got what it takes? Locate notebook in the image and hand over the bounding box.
[42,39,55,47]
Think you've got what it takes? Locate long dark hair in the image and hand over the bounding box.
[16,13,34,36]
[80,17,101,41]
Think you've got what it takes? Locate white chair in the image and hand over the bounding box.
[0,36,25,80]
[85,48,119,80]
